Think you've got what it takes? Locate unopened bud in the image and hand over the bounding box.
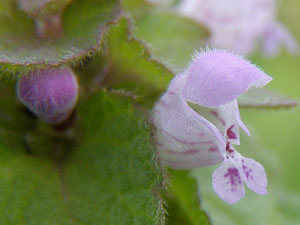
[17,67,79,124]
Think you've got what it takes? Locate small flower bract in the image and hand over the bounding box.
[152,49,272,204]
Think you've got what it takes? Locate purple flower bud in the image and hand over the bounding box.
[152,50,271,204]
[17,67,79,125]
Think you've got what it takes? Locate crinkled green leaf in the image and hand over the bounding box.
[0,145,72,225]
[0,78,37,150]
[164,170,211,225]
[86,13,207,107]
[238,88,299,109]
[0,89,165,224]
[0,0,121,75]
[105,18,174,107]
[65,90,166,225]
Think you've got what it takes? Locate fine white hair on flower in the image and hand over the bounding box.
[152,49,271,204]
[176,0,298,56]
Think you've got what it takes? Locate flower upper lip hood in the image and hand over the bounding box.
[152,49,271,204]
[182,51,272,107]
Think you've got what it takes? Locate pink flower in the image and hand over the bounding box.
[178,0,298,56]
[17,67,79,124]
[152,50,272,204]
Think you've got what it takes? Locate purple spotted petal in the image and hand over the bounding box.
[153,73,225,169]
[241,157,268,195]
[212,159,245,204]
[182,50,273,107]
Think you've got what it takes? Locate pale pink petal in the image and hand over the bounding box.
[240,157,268,195]
[178,0,276,55]
[190,99,250,145]
[188,103,226,137]
[182,50,272,107]
[262,22,299,57]
[262,25,282,56]
[152,73,225,169]
[222,100,251,138]
[214,100,241,145]
[212,160,245,204]
[235,101,251,136]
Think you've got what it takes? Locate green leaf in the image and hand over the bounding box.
[164,170,211,225]
[77,13,207,108]
[0,0,121,75]
[105,18,174,107]
[0,89,165,224]
[0,78,37,150]
[122,0,152,14]
[65,90,166,225]
[133,10,209,71]
[238,88,299,109]
[0,145,72,225]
